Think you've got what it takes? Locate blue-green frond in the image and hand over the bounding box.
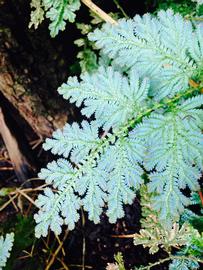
[43,121,100,163]
[188,24,203,65]
[38,159,76,189]
[58,66,149,130]
[34,186,81,237]
[35,160,81,237]
[89,9,202,99]
[99,137,145,223]
[149,172,192,225]
[0,233,14,270]
[75,167,108,223]
[180,95,203,111]
[134,110,202,225]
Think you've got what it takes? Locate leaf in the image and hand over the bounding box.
[29,0,45,29]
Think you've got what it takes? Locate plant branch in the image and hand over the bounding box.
[113,0,129,18]
[81,0,118,25]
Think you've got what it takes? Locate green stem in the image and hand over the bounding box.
[113,0,129,18]
[139,255,203,270]
[82,83,202,173]
[186,16,203,21]
[127,85,201,130]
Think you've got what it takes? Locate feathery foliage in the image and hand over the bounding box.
[0,233,14,270]
[169,259,199,270]
[133,185,203,270]
[35,9,203,240]
[29,0,81,37]
[89,9,203,100]
[133,185,201,254]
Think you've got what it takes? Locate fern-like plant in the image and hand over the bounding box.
[34,9,203,240]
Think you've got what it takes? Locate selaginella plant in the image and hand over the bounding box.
[34,9,203,241]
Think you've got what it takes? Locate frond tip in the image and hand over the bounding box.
[43,121,100,163]
[90,9,203,99]
[0,233,14,270]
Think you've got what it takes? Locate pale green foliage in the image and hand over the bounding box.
[0,233,14,270]
[133,185,200,254]
[74,16,101,73]
[35,10,203,238]
[169,259,199,270]
[106,252,126,270]
[133,186,202,269]
[35,68,149,237]
[43,121,100,163]
[73,12,119,73]
[29,0,44,29]
[134,100,203,225]
[29,0,81,37]
[89,9,203,100]
[58,67,149,130]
